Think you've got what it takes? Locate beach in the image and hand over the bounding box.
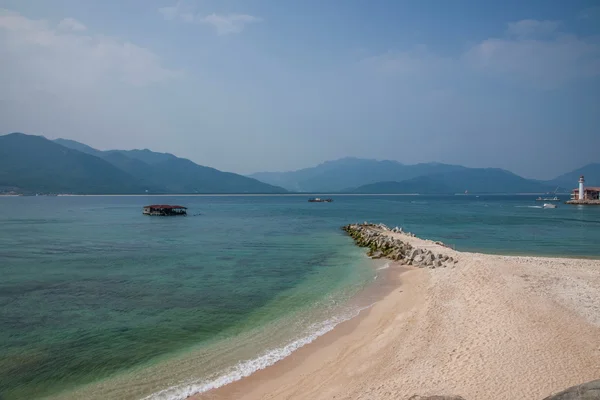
[194,228,600,400]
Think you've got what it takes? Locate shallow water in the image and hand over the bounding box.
[1,194,599,399]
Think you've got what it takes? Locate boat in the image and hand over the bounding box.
[143,204,187,216]
[308,197,333,203]
[536,196,560,201]
[536,187,561,201]
[543,203,557,209]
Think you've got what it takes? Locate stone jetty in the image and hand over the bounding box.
[342,223,457,269]
[565,199,600,205]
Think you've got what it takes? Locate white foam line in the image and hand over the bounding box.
[142,304,374,400]
[376,262,390,271]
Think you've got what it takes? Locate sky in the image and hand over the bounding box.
[0,0,599,179]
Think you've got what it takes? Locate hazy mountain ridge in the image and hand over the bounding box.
[249,158,469,192]
[1,133,148,194]
[0,133,287,194]
[546,163,600,189]
[4,133,595,195]
[350,168,556,194]
[250,158,596,194]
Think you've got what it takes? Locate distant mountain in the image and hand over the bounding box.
[249,157,468,192]
[107,149,178,165]
[51,136,285,194]
[0,133,147,194]
[350,168,555,194]
[53,138,103,157]
[546,163,600,190]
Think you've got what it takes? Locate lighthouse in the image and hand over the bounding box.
[579,175,585,200]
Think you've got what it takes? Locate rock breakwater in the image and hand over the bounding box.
[342,223,457,269]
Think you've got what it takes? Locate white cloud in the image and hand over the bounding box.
[158,6,179,21]
[466,21,600,87]
[359,45,452,76]
[158,3,194,22]
[58,17,86,31]
[506,19,561,38]
[158,4,261,35]
[199,13,261,35]
[0,9,179,87]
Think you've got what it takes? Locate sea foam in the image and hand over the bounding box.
[376,262,390,271]
[143,305,373,400]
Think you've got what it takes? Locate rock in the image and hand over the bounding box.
[542,379,600,399]
[434,259,442,267]
[424,253,435,265]
[371,250,383,259]
[411,248,422,259]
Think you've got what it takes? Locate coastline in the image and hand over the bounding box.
[190,227,600,400]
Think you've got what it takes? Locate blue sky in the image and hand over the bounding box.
[0,0,598,179]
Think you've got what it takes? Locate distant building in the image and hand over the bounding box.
[571,176,600,201]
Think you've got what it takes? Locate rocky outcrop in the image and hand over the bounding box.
[342,223,456,269]
[542,379,600,399]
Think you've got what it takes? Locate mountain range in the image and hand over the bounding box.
[1,133,597,195]
[249,157,600,194]
[0,133,286,194]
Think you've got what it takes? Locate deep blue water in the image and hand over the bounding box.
[0,194,599,400]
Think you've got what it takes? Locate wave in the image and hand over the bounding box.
[143,304,374,400]
[376,262,390,271]
[515,205,542,209]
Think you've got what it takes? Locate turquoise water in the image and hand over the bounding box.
[1,195,599,399]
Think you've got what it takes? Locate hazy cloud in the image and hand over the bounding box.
[506,19,561,38]
[362,20,600,89]
[158,3,194,23]
[199,14,261,35]
[57,17,86,31]
[0,9,180,87]
[359,46,453,77]
[466,20,600,88]
[158,3,261,35]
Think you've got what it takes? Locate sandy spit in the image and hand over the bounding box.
[193,230,600,400]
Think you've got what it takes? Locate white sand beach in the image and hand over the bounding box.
[194,229,600,400]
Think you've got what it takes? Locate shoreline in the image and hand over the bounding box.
[0,193,557,197]
[189,225,600,400]
[191,263,423,400]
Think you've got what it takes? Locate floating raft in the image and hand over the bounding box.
[143,204,187,216]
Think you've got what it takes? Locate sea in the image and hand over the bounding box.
[1,194,599,400]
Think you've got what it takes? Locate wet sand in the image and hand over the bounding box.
[193,231,600,400]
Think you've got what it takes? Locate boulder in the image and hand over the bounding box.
[542,379,600,399]
[371,250,383,259]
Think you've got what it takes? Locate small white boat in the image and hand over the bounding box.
[543,203,557,209]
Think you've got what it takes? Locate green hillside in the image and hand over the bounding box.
[0,133,147,194]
